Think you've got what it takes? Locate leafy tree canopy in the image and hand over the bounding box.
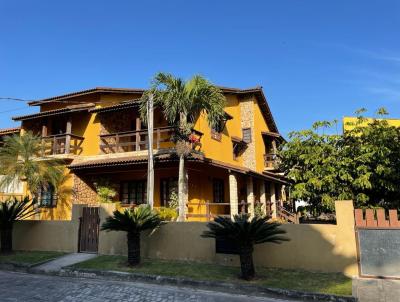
[279,108,400,214]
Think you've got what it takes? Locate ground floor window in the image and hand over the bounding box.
[160,177,178,207]
[120,180,147,205]
[213,178,225,203]
[38,184,57,207]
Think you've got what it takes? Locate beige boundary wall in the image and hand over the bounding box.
[12,201,358,277]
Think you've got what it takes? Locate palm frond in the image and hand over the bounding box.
[101,205,164,234]
[0,196,37,229]
[202,214,289,246]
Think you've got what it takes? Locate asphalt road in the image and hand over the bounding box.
[0,270,303,302]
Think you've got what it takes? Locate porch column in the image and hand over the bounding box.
[229,172,238,218]
[270,183,277,219]
[247,177,255,218]
[65,118,72,154]
[135,117,141,151]
[183,167,189,218]
[259,180,267,216]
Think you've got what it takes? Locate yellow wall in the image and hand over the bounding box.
[343,116,400,132]
[12,200,357,276]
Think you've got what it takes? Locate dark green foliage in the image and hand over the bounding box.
[202,214,288,280]
[279,108,400,214]
[101,205,164,265]
[0,132,64,195]
[0,196,37,253]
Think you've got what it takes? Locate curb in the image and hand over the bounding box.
[57,268,357,302]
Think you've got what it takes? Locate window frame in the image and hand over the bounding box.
[160,177,178,207]
[38,184,57,208]
[120,180,147,205]
[242,128,252,143]
[212,178,225,203]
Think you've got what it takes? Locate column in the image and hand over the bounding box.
[229,172,238,218]
[247,177,255,218]
[270,183,277,218]
[65,119,72,154]
[259,180,267,216]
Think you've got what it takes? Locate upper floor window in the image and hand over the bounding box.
[120,180,147,205]
[242,128,252,143]
[38,184,57,207]
[213,178,225,203]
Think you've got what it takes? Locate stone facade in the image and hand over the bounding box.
[72,174,98,205]
[239,97,256,170]
[99,109,137,135]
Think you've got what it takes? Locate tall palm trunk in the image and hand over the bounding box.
[239,245,255,280]
[178,153,186,221]
[127,231,140,266]
[1,227,13,254]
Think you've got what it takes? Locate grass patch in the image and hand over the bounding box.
[72,255,352,296]
[0,251,65,265]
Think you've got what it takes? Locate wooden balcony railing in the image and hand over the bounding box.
[186,202,230,221]
[41,134,84,156]
[277,205,299,224]
[100,127,202,154]
[264,153,279,170]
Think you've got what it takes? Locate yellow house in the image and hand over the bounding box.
[343,116,400,132]
[2,86,288,221]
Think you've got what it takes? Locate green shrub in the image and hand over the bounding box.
[96,185,117,203]
[157,207,178,221]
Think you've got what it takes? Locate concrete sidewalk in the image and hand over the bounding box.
[353,278,400,302]
[32,253,97,273]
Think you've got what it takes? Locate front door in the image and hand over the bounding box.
[79,207,100,253]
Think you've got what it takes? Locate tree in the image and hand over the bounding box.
[202,214,288,280]
[140,73,226,221]
[279,108,400,214]
[101,205,163,265]
[0,196,37,253]
[0,132,64,196]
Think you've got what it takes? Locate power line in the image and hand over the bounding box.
[0,106,29,114]
[0,97,32,102]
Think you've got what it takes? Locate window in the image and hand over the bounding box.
[160,178,178,207]
[213,178,225,203]
[120,180,147,205]
[242,128,252,143]
[38,184,57,207]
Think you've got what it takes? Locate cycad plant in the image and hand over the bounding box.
[140,73,226,221]
[202,214,289,280]
[0,132,64,196]
[101,205,163,266]
[0,196,37,253]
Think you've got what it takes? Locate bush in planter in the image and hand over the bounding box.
[156,207,178,221]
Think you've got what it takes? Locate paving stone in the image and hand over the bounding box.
[0,270,295,302]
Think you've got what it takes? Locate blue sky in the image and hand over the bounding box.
[0,0,399,136]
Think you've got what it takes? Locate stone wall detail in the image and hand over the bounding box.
[239,97,256,170]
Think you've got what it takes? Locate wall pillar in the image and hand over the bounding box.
[259,180,267,216]
[229,172,238,218]
[270,182,277,218]
[247,177,255,218]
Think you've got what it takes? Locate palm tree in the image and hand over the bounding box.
[0,132,64,196]
[101,205,163,266]
[0,196,37,253]
[202,214,289,280]
[140,73,226,221]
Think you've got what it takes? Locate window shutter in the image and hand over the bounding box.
[242,128,252,143]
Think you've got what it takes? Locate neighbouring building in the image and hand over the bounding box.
[0,86,288,221]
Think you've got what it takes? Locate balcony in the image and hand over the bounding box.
[264,153,279,170]
[100,127,202,154]
[41,134,84,156]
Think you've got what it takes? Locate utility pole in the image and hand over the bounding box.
[147,93,154,208]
